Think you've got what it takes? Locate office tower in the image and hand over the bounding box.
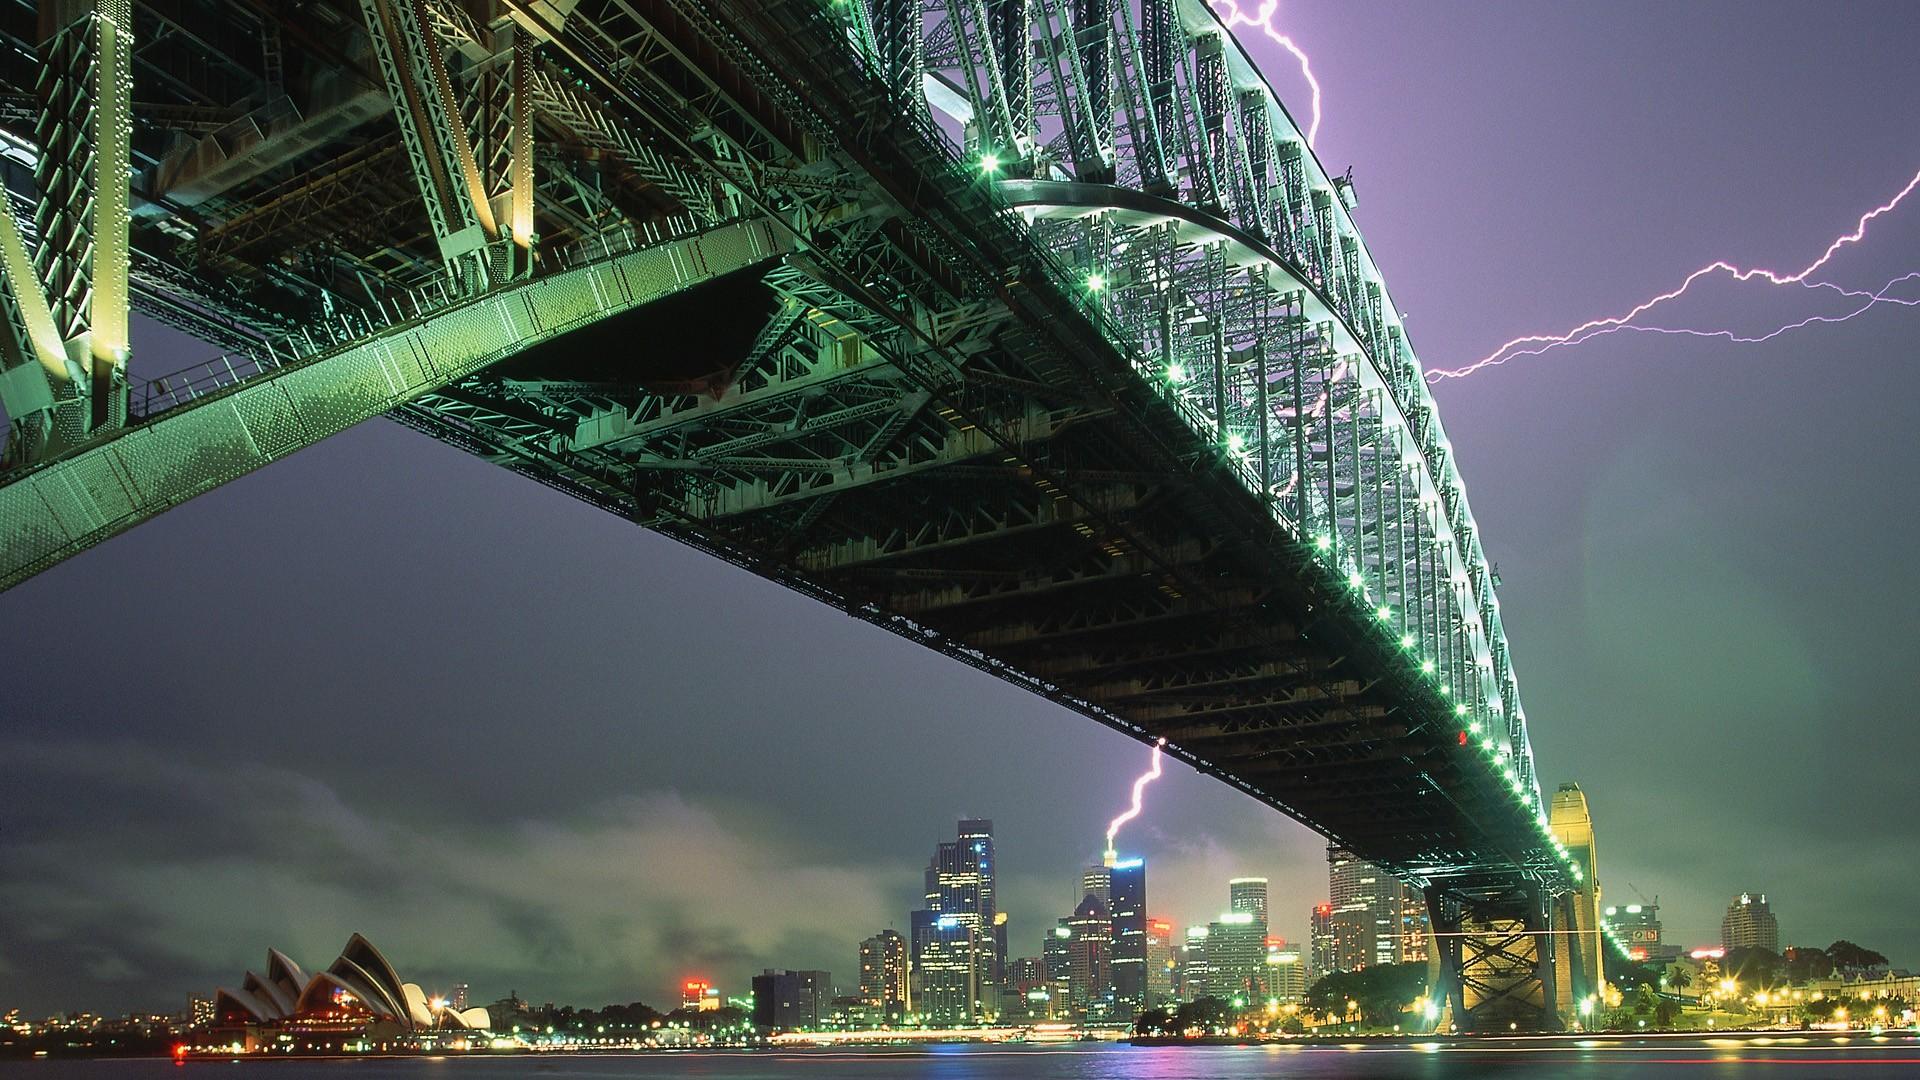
[1229,877,1269,921]
[1065,894,1113,1020]
[1207,911,1268,1004]
[751,970,832,1030]
[1722,893,1779,953]
[1308,903,1337,985]
[1043,922,1072,1012]
[916,915,978,1023]
[1081,862,1112,907]
[1328,845,1403,970]
[916,820,998,1018]
[1398,891,1431,964]
[1181,926,1211,999]
[1109,857,1148,1017]
[1145,917,1176,1008]
[1264,941,1307,1004]
[1606,899,1678,964]
[859,930,909,1017]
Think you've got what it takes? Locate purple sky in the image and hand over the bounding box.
[3,1,1918,1014]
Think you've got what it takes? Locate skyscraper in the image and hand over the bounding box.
[1181,925,1211,1000]
[1398,891,1432,965]
[1229,877,1269,921]
[1328,845,1403,970]
[1308,903,1337,986]
[1264,942,1307,1004]
[1043,923,1072,1014]
[1722,893,1779,953]
[1080,862,1112,907]
[1065,894,1113,1020]
[1606,900,1679,965]
[1109,858,1148,1018]
[916,916,978,1023]
[913,820,999,1020]
[1145,917,1176,1008]
[1207,911,1268,1004]
[859,930,909,1018]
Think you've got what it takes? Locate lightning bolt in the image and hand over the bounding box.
[1213,0,1322,146]
[1104,737,1168,858]
[1429,167,1920,381]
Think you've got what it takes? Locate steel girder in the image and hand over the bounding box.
[0,217,787,589]
[0,0,1571,959]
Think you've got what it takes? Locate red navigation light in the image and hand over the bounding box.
[172,1044,187,1064]
[1458,730,1469,746]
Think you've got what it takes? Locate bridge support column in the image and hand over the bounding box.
[5,0,135,463]
[1425,882,1560,1032]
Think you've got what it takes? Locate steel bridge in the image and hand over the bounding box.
[0,0,1602,1028]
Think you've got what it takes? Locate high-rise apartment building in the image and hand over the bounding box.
[1397,892,1431,965]
[1722,893,1779,953]
[1229,877,1269,921]
[1108,857,1148,1018]
[859,930,909,1017]
[1043,923,1072,1011]
[1080,862,1112,907]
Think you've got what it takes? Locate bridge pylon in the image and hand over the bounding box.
[1425,880,1560,1032]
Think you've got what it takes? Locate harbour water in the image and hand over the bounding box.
[11,1036,1920,1078]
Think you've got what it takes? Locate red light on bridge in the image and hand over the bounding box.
[1458,730,1469,746]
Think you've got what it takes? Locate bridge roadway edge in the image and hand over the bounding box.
[0,219,789,593]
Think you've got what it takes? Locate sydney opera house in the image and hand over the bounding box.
[210,933,489,1050]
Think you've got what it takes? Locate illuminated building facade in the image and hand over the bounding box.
[1065,894,1113,1020]
[1606,900,1679,964]
[1043,923,1072,1010]
[915,916,978,1023]
[1264,942,1307,1004]
[1145,917,1176,1008]
[1327,845,1403,970]
[1181,926,1211,999]
[912,820,999,1020]
[1308,903,1337,985]
[751,969,832,1031]
[1229,877,1268,920]
[1398,892,1432,964]
[858,930,909,1018]
[1722,893,1780,953]
[1109,858,1148,1017]
[1206,912,1268,1004]
[207,934,489,1052]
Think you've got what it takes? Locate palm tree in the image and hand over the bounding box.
[1666,967,1692,997]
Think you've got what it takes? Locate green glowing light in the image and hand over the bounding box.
[1229,433,1246,452]
[1167,363,1188,383]
[1086,272,1107,292]
[1400,635,1415,649]
[1315,535,1332,551]
[1376,605,1392,621]
[1453,704,1467,716]
[979,152,1001,174]
[1347,572,1365,589]
[1469,721,1482,734]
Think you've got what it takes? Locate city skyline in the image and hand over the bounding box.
[3,0,1918,1022]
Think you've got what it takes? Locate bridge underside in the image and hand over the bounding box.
[0,0,1574,1029]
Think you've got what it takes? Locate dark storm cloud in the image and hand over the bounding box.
[5,0,1920,1018]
